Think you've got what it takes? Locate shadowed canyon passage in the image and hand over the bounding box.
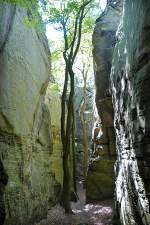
[0,1,150,225]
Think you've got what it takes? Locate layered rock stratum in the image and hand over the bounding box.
[111,0,150,224]
[92,0,150,224]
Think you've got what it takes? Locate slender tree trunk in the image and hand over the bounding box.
[61,67,75,213]
[62,151,72,213]
[70,90,78,202]
[61,67,73,213]
[61,68,68,148]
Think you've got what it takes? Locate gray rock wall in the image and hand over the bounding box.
[111,0,150,224]
[87,0,122,202]
[0,3,63,225]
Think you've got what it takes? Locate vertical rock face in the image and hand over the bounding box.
[111,0,150,224]
[0,3,63,225]
[87,1,122,201]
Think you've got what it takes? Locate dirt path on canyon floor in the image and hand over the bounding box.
[35,181,113,225]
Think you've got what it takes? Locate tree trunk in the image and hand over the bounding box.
[60,0,92,212]
[61,68,73,213]
[61,68,68,148]
[61,67,76,213]
[71,102,78,200]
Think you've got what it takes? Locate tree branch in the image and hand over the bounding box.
[69,10,80,61]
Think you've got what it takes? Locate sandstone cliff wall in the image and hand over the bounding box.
[0,3,63,225]
[111,0,150,224]
[87,0,122,202]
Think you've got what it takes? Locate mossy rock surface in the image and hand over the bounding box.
[86,159,115,201]
[0,3,63,225]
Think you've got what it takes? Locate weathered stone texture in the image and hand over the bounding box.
[111,0,150,224]
[0,3,63,225]
[87,0,122,201]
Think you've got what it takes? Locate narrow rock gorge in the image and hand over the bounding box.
[0,0,150,225]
